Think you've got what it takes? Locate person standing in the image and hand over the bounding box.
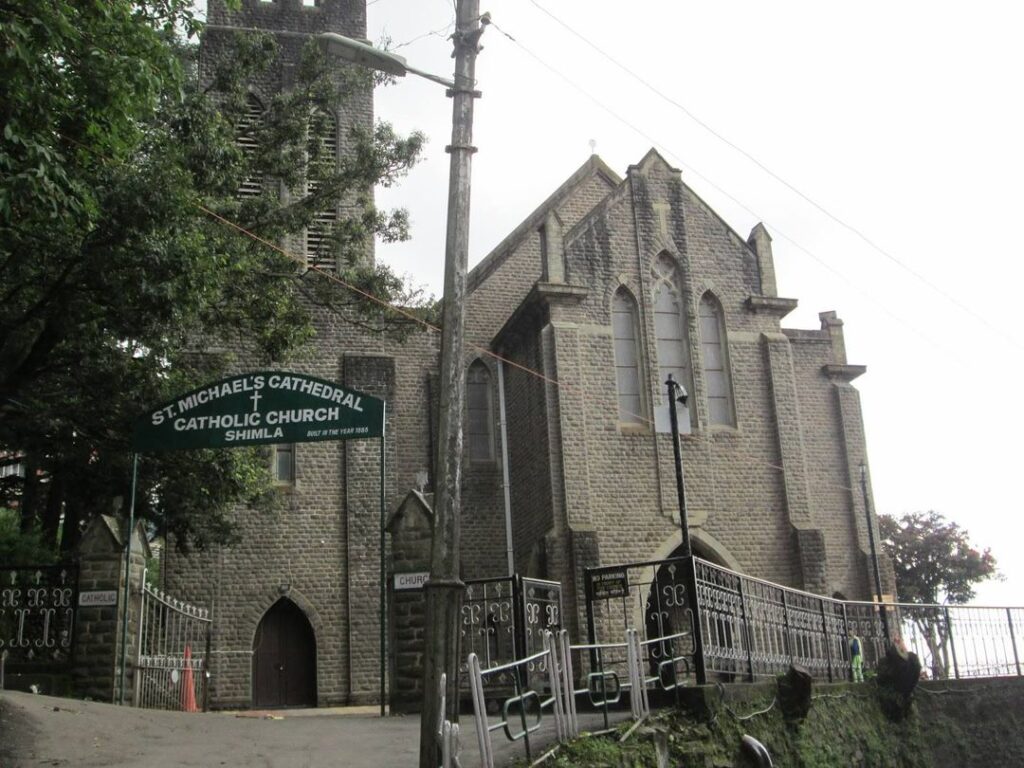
[850,633,864,682]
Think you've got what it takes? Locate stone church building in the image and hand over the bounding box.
[164,0,885,709]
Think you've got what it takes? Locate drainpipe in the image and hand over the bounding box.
[497,359,515,576]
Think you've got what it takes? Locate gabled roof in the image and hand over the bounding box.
[467,154,621,292]
[624,148,761,262]
[631,147,681,175]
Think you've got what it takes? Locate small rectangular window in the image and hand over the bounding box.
[273,444,295,484]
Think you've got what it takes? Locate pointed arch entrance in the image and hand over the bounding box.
[642,541,732,678]
[252,598,317,708]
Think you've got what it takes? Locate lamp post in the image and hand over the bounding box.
[666,374,707,683]
[320,7,484,766]
[666,374,691,556]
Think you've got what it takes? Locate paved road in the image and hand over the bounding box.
[1,692,625,767]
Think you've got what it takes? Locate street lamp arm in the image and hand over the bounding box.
[402,63,457,90]
[317,33,456,89]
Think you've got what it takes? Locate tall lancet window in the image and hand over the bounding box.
[236,94,264,200]
[700,292,735,426]
[467,360,494,462]
[652,254,694,432]
[306,110,339,271]
[612,288,643,425]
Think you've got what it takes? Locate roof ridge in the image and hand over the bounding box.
[467,154,620,291]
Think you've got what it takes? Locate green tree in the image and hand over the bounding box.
[879,511,999,677]
[0,1,424,556]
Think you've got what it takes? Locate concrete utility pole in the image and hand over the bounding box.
[419,1,483,765]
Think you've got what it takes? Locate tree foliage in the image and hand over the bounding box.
[879,511,999,605]
[0,0,425,555]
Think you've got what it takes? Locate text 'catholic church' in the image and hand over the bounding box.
[164,0,889,709]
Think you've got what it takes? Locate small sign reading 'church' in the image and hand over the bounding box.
[393,572,430,591]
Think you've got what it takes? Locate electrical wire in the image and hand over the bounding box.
[56,84,871,515]
[198,203,874,501]
[496,31,967,365]
[524,0,1022,353]
[390,20,455,52]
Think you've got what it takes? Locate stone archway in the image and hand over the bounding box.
[640,537,736,681]
[252,598,317,708]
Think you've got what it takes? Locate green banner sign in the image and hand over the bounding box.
[133,371,384,452]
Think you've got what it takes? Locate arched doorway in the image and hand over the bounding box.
[252,598,317,708]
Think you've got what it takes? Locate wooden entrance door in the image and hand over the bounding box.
[252,599,317,708]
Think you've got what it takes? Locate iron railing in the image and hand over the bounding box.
[582,556,1024,685]
[584,557,696,680]
[466,558,1021,768]
[0,565,77,670]
[693,557,1024,682]
[460,574,562,690]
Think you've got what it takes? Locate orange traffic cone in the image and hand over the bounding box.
[180,645,198,713]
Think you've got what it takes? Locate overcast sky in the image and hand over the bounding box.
[364,0,1023,606]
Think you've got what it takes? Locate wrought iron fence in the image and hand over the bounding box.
[852,601,1024,680]
[694,558,1024,683]
[133,580,211,711]
[0,565,77,670]
[460,574,561,690]
[584,558,694,679]
[584,556,1023,687]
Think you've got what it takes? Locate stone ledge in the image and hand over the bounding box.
[823,363,867,382]
[745,295,799,318]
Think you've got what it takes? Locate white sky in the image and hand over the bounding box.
[367,0,1024,606]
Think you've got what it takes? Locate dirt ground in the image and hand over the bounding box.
[0,691,611,767]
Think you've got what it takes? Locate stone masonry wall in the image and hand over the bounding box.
[163,0,444,709]
[163,310,438,707]
[72,517,147,703]
[477,150,881,636]
[168,0,884,707]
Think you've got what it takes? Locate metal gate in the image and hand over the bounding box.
[133,581,211,711]
[584,557,695,686]
[460,574,562,688]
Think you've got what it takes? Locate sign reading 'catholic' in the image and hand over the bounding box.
[132,371,384,452]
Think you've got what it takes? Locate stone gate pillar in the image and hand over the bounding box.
[386,490,433,713]
[72,515,149,702]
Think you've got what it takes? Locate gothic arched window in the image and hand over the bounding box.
[699,292,735,426]
[652,254,694,429]
[467,360,494,462]
[612,287,643,424]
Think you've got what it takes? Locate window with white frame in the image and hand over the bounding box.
[612,287,644,425]
[272,443,295,485]
[467,361,494,462]
[699,293,735,426]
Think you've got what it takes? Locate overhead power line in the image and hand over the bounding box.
[526,0,1022,353]
[498,33,962,362]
